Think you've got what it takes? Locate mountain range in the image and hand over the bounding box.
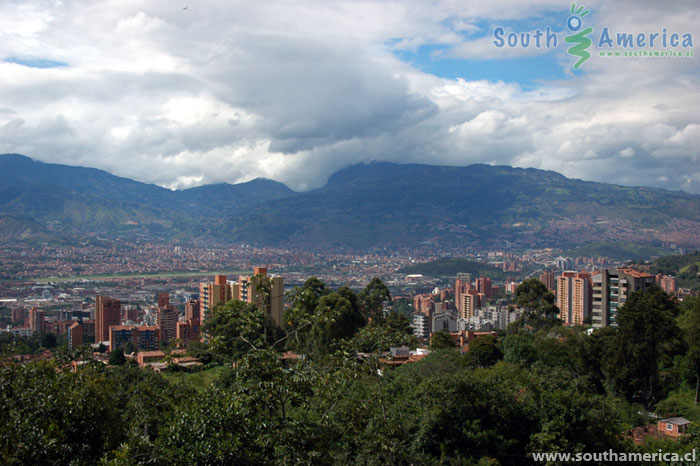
[2,153,699,252]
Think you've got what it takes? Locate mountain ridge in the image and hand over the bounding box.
[2,153,699,252]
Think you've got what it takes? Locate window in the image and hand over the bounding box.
[667,423,673,431]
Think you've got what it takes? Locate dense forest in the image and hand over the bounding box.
[2,277,700,465]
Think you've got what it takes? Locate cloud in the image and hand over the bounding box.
[0,0,697,195]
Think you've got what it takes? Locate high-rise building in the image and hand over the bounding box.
[67,322,83,350]
[458,289,480,319]
[239,267,284,327]
[656,274,677,294]
[11,308,26,324]
[176,298,202,346]
[505,279,520,295]
[96,296,121,343]
[28,307,45,334]
[157,292,170,308]
[413,294,434,315]
[176,319,201,344]
[157,301,178,345]
[557,271,591,326]
[411,314,431,340]
[539,270,556,293]
[185,299,201,321]
[592,268,655,328]
[476,277,493,301]
[200,275,239,322]
[455,273,472,314]
[122,305,140,323]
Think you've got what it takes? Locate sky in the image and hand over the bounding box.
[0,0,698,193]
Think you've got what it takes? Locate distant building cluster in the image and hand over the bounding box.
[2,267,283,355]
[407,266,671,341]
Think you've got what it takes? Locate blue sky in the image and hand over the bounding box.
[0,0,698,193]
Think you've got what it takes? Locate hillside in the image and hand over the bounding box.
[228,162,700,251]
[2,154,700,252]
[650,251,700,290]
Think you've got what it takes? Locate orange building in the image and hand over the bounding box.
[68,322,83,350]
[96,296,121,343]
[28,307,45,334]
[459,289,480,319]
[455,273,472,315]
[539,270,556,293]
[557,271,591,326]
[200,275,238,322]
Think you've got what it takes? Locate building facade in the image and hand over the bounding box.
[95,296,121,343]
[557,271,591,326]
[591,268,655,328]
[200,275,238,321]
[109,325,160,352]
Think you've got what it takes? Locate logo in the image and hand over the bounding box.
[492,3,694,69]
[564,3,592,69]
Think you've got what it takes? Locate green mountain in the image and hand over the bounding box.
[228,162,700,251]
[0,154,293,244]
[2,154,700,252]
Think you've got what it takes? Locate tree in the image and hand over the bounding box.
[385,311,412,336]
[124,341,137,355]
[607,286,681,405]
[511,278,560,331]
[359,277,391,324]
[390,299,413,319]
[109,348,126,366]
[677,297,700,403]
[430,331,454,350]
[464,335,502,368]
[310,289,365,354]
[40,332,58,349]
[284,276,329,352]
[202,300,277,359]
[502,334,537,368]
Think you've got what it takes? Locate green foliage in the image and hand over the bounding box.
[202,299,279,359]
[390,298,413,318]
[606,286,682,405]
[677,297,700,386]
[109,348,126,366]
[310,288,365,354]
[430,331,454,350]
[511,278,560,331]
[285,278,367,356]
[465,335,503,368]
[502,334,537,368]
[359,276,391,324]
[385,311,413,336]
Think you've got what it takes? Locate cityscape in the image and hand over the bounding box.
[2,0,700,464]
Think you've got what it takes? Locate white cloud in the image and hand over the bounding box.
[0,0,698,194]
